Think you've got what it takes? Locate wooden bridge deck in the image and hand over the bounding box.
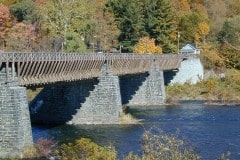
[0,53,185,85]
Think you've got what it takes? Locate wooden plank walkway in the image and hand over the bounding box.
[0,53,185,85]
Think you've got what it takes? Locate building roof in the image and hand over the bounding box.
[180,44,200,54]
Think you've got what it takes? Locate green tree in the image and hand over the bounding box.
[179,12,209,44]
[65,32,87,53]
[37,0,96,52]
[107,0,176,53]
[218,16,240,46]
[218,16,240,69]
[106,0,145,52]
[9,0,35,23]
[151,0,177,53]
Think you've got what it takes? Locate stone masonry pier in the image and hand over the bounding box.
[0,67,32,158]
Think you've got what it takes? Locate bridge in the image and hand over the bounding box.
[0,53,183,85]
[0,52,187,158]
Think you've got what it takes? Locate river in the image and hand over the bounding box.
[32,100,240,160]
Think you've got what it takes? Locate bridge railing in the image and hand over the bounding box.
[0,52,185,85]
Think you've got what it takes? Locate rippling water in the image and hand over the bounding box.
[32,101,240,159]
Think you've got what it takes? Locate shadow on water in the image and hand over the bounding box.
[32,100,240,159]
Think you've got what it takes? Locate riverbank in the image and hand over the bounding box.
[166,69,240,105]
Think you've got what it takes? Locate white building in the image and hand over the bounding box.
[179,44,200,54]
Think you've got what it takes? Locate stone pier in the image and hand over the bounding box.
[120,65,166,106]
[30,64,122,124]
[0,68,33,158]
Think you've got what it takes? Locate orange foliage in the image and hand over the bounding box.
[0,5,11,40]
[133,37,162,54]
[5,22,36,51]
[180,0,191,15]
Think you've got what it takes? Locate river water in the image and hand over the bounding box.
[32,101,240,160]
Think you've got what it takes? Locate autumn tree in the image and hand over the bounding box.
[170,0,191,17]
[189,0,208,16]
[195,21,210,44]
[0,5,11,49]
[133,36,162,54]
[90,1,120,52]
[205,0,227,42]
[36,0,96,52]
[5,22,36,51]
[227,0,240,17]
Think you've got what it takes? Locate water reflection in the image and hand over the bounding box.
[32,101,240,159]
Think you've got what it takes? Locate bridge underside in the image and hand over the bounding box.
[30,64,165,125]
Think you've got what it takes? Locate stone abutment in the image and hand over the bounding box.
[0,67,32,158]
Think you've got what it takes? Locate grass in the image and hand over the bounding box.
[166,69,240,103]
[119,105,141,124]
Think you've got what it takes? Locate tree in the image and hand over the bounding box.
[170,0,191,17]
[106,0,145,52]
[107,0,176,53]
[91,1,120,52]
[218,16,240,69]
[151,0,177,53]
[218,16,240,46]
[227,0,240,17]
[205,0,227,42]
[189,0,208,16]
[133,36,162,54]
[0,5,11,49]
[179,12,209,44]
[5,22,36,51]
[9,0,35,23]
[37,0,96,52]
[195,21,210,44]
[65,32,87,53]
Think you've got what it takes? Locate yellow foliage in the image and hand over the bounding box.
[201,45,225,68]
[195,22,210,43]
[198,22,210,36]
[23,145,37,158]
[134,36,162,54]
[180,0,191,15]
[57,138,117,160]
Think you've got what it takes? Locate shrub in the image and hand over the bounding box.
[124,129,200,160]
[56,138,117,160]
[23,138,56,159]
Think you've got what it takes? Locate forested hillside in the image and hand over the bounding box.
[0,0,239,69]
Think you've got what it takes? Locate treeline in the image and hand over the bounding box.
[0,0,239,69]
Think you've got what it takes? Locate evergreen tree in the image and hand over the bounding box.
[106,0,145,52]
[150,0,176,53]
[107,0,176,53]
